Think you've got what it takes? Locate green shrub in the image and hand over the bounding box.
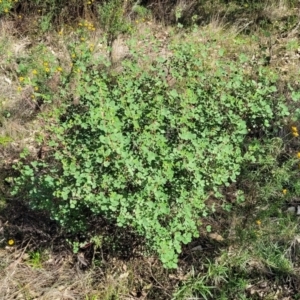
[0,0,94,25]
[0,0,13,15]
[13,40,290,268]
[98,0,132,44]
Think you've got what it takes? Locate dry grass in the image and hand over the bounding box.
[0,25,39,168]
[0,244,180,299]
[0,247,90,299]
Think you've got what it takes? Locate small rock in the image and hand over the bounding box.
[259,281,268,288]
[190,245,203,251]
[287,206,296,214]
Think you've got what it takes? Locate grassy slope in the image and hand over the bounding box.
[1,1,300,299]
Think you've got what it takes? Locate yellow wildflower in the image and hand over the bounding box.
[292,126,298,132]
[293,132,299,137]
[34,86,39,91]
[4,8,8,13]
[80,37,85,41]
[56,67,63,72]
[32,69,38,75]
[8,239,15,246]
[256,220,261,226]
[297,152,300,159]
[19,76,24,82]
[283,189,287,195]
[45,67,50,72]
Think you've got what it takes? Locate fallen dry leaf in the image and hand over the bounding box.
[208,233,224,242]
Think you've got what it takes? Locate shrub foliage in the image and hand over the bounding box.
[13,40,290,268]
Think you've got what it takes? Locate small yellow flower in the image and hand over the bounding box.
[4,8,8,13]
[71,53,76,58]
[56,67,63,72]
[256,220,261,226]
[297,152,300,159]
[283,189,287,195]
[34,86,39,91]
[80,37,85,41]
[31,95,35,99]
[293,132,299,137]
[19,76,24,82]
[32,69,38,75]
[292,126,298,132]
[45,67,50,72]
[79,22,83,26]
[8,239,15,246]
[58,30,63,35]
[43,61,48,67]
[17,86,22,92]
